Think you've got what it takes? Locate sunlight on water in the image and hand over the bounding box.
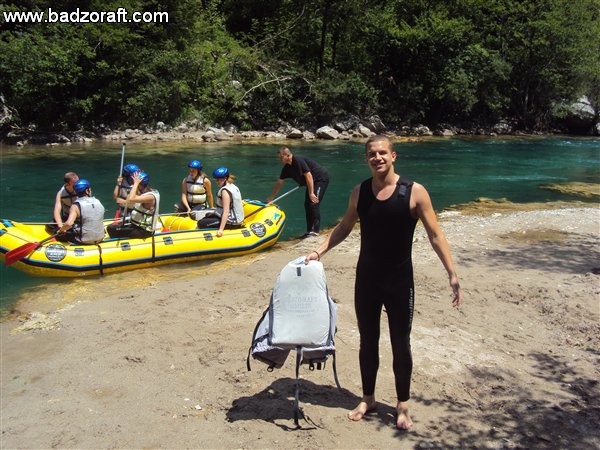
[1,136,598,313]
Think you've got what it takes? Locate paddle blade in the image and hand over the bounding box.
[4,242,40,266]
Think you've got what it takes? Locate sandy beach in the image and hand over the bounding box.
[1,204,598,449]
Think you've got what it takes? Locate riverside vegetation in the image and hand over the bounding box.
[1,0,599,143]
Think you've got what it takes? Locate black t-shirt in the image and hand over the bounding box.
[279,155,329,185]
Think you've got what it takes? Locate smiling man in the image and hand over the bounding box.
[304,134,462,430]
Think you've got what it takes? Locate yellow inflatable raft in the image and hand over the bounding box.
[0,200,286,277]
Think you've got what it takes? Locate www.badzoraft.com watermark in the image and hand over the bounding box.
[2,8,169,24]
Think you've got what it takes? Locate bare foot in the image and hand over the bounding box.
[396,401,413,430]
[348,396,376,421]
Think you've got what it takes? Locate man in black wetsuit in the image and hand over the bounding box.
[304,135,462,430]
[267,146,329,238]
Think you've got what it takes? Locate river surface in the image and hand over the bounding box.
[1,136,598,313]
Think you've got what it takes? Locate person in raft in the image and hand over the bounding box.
[113,163,140,222]
[304,135,462,430]
[47,171,79,234]
[58,179,106,244]
[266,146,329,238]
[197,166,244,237]
[175,159,214,213]
[106,171,160,239]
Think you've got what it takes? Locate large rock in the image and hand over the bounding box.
[316,126,339,140]
[264,131,287,139]
[202,130,217,142]
[0,93,18,133]
[492,121,513,135]
[286,128,304,139]
[414,125,432,136]
[207,126,232,141]
[556,96,596,134]
[332,115,361,132]
[361,115,386,133]
[434,128,454,137]
[358,125,374,137]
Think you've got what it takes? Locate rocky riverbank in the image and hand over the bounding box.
[4,116,598,147]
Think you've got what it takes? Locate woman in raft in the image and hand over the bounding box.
[197,166,244,237]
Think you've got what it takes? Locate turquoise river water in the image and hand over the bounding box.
[0,136,598,313]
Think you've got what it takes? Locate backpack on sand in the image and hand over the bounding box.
[247,256,341,426]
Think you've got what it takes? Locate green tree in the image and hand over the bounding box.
[0,24,93,128]
[462,0,600,129]
[1,0,598,132]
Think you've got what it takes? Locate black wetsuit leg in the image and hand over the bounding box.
[355,274,415,401]
[354,288,383,397]
[383,281,415,401]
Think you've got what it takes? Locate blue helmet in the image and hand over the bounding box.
[74,179,91,195]
[212,166,229,179]
[123,163,139,176]
[188,160,202,170]
[138,171,150,186]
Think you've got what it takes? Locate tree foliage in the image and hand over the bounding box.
[0,0,598,131]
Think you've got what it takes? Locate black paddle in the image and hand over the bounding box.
[245,185,300,221]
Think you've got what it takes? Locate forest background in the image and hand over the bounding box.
[1,0,599,136]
